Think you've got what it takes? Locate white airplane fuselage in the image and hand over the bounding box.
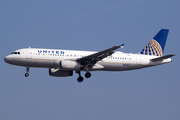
[4,48,172,71]
[4,29,175,82]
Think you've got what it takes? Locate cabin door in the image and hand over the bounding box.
[26,48,32,59]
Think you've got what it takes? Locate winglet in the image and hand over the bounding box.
[120,43,125,48]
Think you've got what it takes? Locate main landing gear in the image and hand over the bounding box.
[85,72,91,78]
[25,66,30,77]
[76,71,91,82]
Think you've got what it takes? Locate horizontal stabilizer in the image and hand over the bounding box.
[151,54,175,62]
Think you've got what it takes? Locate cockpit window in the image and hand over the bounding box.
[11,52,20,55]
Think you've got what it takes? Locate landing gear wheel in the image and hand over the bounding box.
[77,76,84,82]
[25,73,29,77]
[85,72,91,78]
[25,66,30,77]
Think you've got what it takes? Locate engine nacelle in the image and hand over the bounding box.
[49,68,73,77]
[60,60,81,70]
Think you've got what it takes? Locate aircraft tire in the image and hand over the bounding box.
[25,73,29,77]
[85,72,91,78]
[77,76,83,82]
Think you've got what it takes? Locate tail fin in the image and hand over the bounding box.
[139,29,169,56]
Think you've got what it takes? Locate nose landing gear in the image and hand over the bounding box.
[25,66,30,77]
[25,73,29,77]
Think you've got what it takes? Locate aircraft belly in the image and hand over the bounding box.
[11,58,59,68]
[98,62,138,71]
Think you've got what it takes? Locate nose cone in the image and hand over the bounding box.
[4,55,11,64]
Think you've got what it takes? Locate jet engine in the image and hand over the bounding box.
[60,60,81,70]
[49,68,73,77]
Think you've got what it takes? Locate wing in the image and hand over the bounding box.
[151,54,175,62]
[77,44,124,70]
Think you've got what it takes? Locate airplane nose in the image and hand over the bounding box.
[4,56,11,63]
[4,55,18,65]
[4,56,8,63]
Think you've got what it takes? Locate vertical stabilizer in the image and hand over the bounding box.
[139,29,169,56]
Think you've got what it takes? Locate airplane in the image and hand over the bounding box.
[4,29,175,82]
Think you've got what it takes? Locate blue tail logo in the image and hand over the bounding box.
[140,29,169,56]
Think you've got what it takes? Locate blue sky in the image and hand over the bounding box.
[0,0,180,120]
